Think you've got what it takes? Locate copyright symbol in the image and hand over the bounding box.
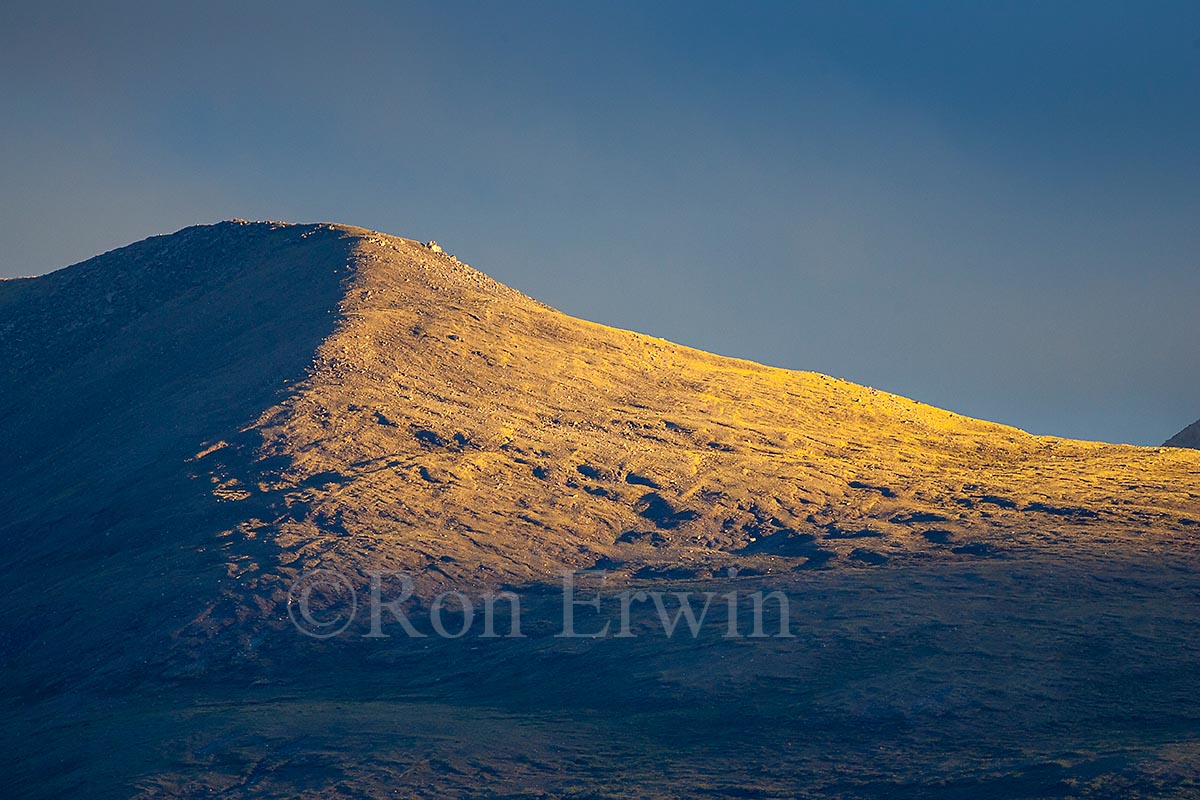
[287,569,357,639]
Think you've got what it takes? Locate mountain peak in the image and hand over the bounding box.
[3,220,1200,799]
[2,222,1199,681]
[1164,419,1200,449]
[5,222,1197,591]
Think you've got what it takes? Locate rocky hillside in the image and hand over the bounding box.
[4,221,1200,799]
[2,220,1198,618]
[203,224,1200,592]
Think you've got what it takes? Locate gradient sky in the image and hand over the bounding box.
[2,1,1197,445]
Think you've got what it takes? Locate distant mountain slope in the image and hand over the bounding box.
[2,220,1198,667]
[4,221,1200,799]
[1164,419,1200,449]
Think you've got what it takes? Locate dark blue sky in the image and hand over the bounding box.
[3,1,1197,445]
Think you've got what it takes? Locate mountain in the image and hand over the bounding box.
[1164,419,1200,449]
[3,221,1199,799]
[5,220,1195,633]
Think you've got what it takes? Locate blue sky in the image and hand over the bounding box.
[2,1,1197,444]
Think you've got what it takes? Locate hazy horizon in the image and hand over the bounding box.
[3,1,1197,446]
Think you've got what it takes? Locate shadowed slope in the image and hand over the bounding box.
[0,221,358,683]
[1164,419,1200,449]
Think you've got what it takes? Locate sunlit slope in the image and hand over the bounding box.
[193,225,1200,591]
